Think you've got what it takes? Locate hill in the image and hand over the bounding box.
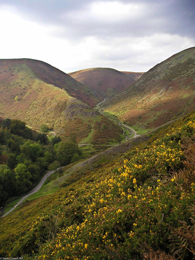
[1,109,195,259]
[103,47,195,131]
[121,71,143,81]
[69,68,136,103]
[0,59,123,146]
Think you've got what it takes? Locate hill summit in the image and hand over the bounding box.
[69,68,141,103]
[0,59,123,145]
[103,47,195,130]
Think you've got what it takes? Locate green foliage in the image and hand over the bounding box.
[28,164,41,182]
[51,136,61,146]
[0,165,15,202]
[36,133,48,145]
[56,140,81,165]
[2,119,11,130]
[40,124,49,133]
[3,119,33,139]
[15,163,32,194]
[20,141,42,162]
[22,127,33,139]
[14,95,18,102]
[48,160,61,171]
[10,119,25,135]
[0,120,57,206]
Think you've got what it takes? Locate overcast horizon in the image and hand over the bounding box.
[0,0,194,73]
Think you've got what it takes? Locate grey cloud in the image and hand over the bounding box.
[155,0,195,38]
[0,0,194,73]
[1,0,194,40]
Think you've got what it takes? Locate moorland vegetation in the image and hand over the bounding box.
[0,110,195,259]
[1,48,195,259]
[0,59,123,147]
[103,47,195,130]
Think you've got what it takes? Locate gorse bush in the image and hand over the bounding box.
[1,111,195,259]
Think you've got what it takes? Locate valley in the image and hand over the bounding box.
[0,47,195,259]
[0,59,124,150]
[102,47,195,131]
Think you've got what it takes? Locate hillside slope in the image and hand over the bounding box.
[103,47,195,130]
[0,59,123,145]
[1,110,195,259]
[69,68,136,103]
[121,71,143,81]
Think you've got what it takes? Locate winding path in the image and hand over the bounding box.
[96,102,140,139]
[122,123,140,138]
[2,115,181,218]
[2,169,58,217]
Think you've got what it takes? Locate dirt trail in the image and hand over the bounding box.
[2,169,57,217]
[122,123,140,138]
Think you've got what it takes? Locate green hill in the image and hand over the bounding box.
[0,59,123,146]
[103,47,195,131]
[1,110,195,259]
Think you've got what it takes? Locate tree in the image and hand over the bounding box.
[0,165,16,204]
[15,163,31,181]
[48,160,61,171]
[7,153,17,169]
[14,163,32,193]
[16,153,29,164]
[44,151,53,164]
[23,127,33,139]
[2,119,11,130]
[36,133,48,145]
[7,138,19,152]
[40,124,48,133]
[51,136,61,146]
[28,164,41,182]
[0,181,8,206]
[1,167,16,196]
[56,140,81,165]
[10,119,25,136]
[20,141,42,162]
[0,130,4,144]
[35,157,48,172]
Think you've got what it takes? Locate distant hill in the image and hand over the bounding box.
[0,59,123,145]
[69,68,137,103]
[0,59,99,107]
[103,47,195,130]
[121,71,143,81]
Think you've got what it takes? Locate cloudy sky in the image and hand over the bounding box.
[0,0,194,73]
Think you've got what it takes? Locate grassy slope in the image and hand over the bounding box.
[69,68,135,103]
[25,59,99,108]
[1,110,195,259]
[104,47,195,131]
[0,59,123,146]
